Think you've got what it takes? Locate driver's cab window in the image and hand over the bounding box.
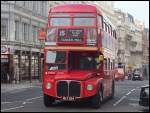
[69,52,101,70]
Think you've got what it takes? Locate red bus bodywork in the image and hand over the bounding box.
[115,68,125,81]
[42,4,117,108]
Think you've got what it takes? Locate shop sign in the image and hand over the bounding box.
[1,45,8,54]
[58,29,84,43]
[1,55,8,59]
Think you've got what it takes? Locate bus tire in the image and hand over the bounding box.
[110,80,115,99]
[91,88,103,108]
[44,94,55,107]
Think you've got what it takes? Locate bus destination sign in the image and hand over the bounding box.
[58,29,84,43]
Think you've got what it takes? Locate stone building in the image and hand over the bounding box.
[129,19,143,68]
[142,28,149,79]
[114,9,144,73]
[1,1,49,83]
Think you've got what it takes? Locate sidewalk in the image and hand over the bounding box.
[1,80,42,93]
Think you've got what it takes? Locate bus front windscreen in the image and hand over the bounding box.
[46,51,66,70]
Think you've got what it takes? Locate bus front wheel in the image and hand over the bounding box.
[91,88,103,108]
[44,94,55,107]
[110,80,115,99]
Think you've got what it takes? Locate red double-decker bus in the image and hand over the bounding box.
[39,4,117,108]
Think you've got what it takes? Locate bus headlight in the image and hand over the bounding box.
[87,84,94,91]
[46,82,52,89]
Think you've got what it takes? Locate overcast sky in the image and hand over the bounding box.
[114,1,149,28]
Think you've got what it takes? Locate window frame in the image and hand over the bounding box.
[50,17,71,26]
[45,50,67,71]
[15,21,19,41]
[73,17,96,26]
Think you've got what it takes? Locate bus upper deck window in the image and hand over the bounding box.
[50,18,70,26]
[73,18,95,26]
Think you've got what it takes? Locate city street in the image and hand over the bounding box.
[1,80,149,112]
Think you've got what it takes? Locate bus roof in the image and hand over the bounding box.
[50,4,102,14]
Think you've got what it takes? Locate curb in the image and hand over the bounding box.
[1,82,42,93]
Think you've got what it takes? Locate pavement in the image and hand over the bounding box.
[1,80,42,93]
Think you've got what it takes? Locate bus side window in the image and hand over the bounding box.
[107,58,110,75]
[98,15,102,29]
[104,58,107,75]
[111,62,113,70]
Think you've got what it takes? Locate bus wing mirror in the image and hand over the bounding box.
[99,55,104,62]
[38,28,47,40]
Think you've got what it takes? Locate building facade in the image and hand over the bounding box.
[114,9,144,74]
[142,28,149,79]
[1,1,49,83]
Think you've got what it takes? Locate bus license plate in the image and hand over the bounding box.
[62,96,76,101]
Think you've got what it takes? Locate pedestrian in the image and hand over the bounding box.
[6,73,10,83]
[14,65,20,84]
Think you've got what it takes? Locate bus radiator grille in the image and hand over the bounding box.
[57,81,80,97]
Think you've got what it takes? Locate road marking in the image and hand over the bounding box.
[126,92,131,95]
[1,102,13,104]
[129,103,139,107]
[113,96,126,106]
[1,106,24,112]
[1,96,42,105]
[26,96,43,101]
[131,89,136,92]
[22,101,32,105]
[1,101,24,104]
[129,98,139,101]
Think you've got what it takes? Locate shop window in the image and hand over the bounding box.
[21,55,30,80]
[31,55,39,79]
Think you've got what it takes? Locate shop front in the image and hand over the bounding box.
[12,48,43,83]
[1,45,10,83]
[1,45,44,84]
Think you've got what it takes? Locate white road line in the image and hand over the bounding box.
[126,92,131,95]
[131,89,136,92]
[129,98,139,101]
[1,102,13,104]
[1,106,24,112]
[1,101,24,104]
[113,96,126,106]
[128,103,139,107]
[113,86,142,107]
[2,96,43,105]
[22,101,32,105]
[26,96,43,101]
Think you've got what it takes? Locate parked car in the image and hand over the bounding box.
[139,85,149,107]
[132,69,143,81]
